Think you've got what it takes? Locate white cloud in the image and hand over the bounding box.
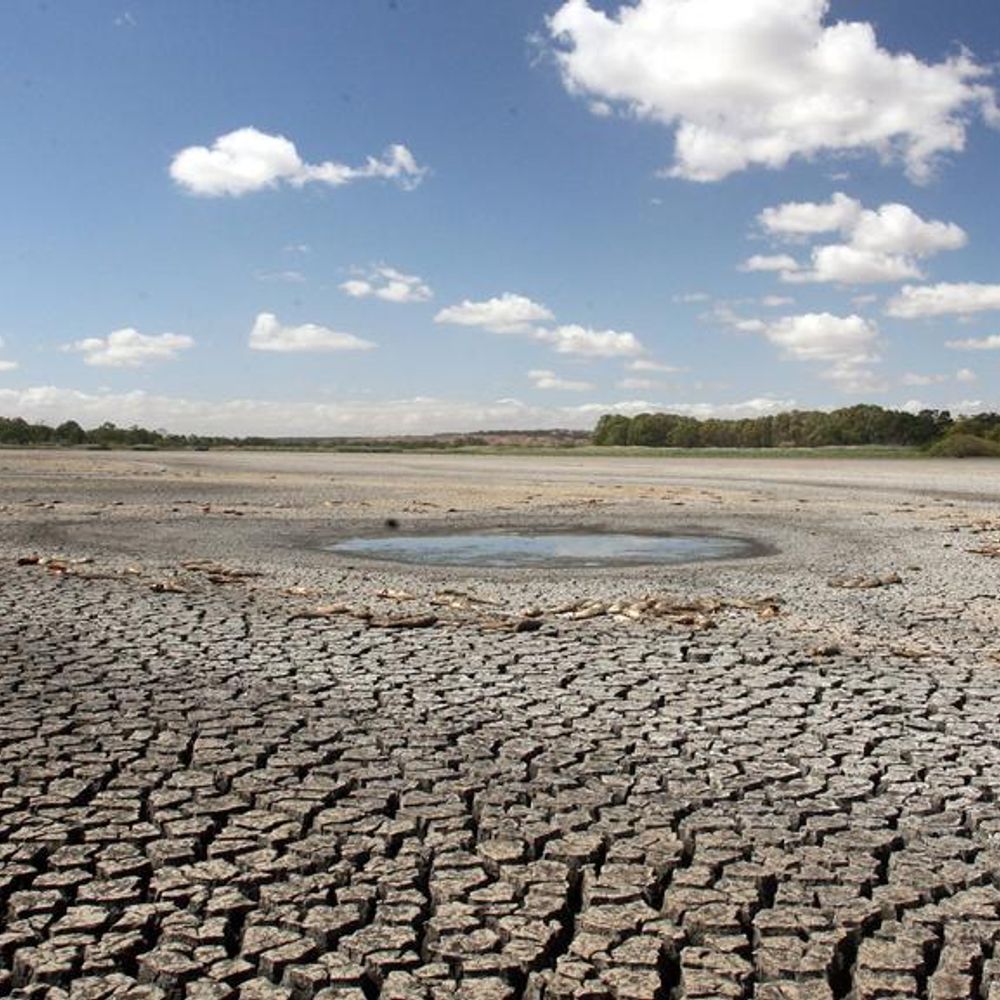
[821,364,889,394]
[569,396,796,419]
[951,399,986,415]
[248,313,375,353]
[761,295,794,307]
[548,0,999,182]
[901,372,947,387]
[618,377,656,390]
[436,293,645,357]
[903,368,979,386]
[0,337,16,372]
[849,203,966,256]
[946,334,1000,351]
[528,369,594,391]
[764,312,880,365]
[64,328,194,368]
[170,127,427,197]
[0,385,798,436]
[888,284,1000,318]
[740,254,800,273]
[761,311,883,393]
[435,293,554,333]
[340,266,432,304]
[759,193,862,237]
[671,291,710,303]
[627,358,683,372]
[757,194,967,285]
[708,305,766,334]
[255,270,306,284]
[538,324,643,357]
[783,245,923,285]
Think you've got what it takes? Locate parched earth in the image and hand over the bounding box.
[2,451,1000,1000]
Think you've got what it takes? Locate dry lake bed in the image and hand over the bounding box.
[2,450,1000,1000]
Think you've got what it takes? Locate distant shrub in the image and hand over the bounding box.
[928,434,1000,458]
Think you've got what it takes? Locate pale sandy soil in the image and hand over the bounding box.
[3,450,1000,999]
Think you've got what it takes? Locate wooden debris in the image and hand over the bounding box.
[828,573,902,589]
[367,614,438,629]
[809,643,842,658]
[968,545,1000,558]
[376,588,416,601]
[181,561,263,579]
[287,603,355,622]
[481,617,545,633]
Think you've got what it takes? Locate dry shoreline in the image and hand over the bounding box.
[2,450,1000,999]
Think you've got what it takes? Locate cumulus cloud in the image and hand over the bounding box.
[761,295,794,308]
[538,324,643,358]
[436,293,643,357]
[754,194,967,284]
[901,372,948,387]
[946,334,1000,351]
[626,358,683,372]
[741,255,800,273]
[570,397,796,418]
[888,284,1000,318]
[0,337,16,372]
[255,270,306,284]
[759,192,863,237]
[0,385,800,436]
[850,203,967,257]
[784,245,923,285]
[902,369,977,386]
[548,0,999,182]
[821,365,889,395]
[764,312,880,365]
[528,369,594,391]
[903,397,988,416]
[339,266,432,304]
[64,329,194,368]
[708,305,766,334]
[170,127,427,197]
[435,293,554,333]
[248,313,375,353]
[761,312,883,393]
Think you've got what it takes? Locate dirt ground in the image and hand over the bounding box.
[2,450,1000,1000]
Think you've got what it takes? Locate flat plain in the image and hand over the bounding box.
[2,449,1000,1000]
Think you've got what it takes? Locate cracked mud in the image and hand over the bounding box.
[2,451,1000,1000]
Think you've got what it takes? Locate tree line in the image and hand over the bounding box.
[0,417,238,449]
[592,405,1000,449]
[1,407,998,451]
[0,417,587,450]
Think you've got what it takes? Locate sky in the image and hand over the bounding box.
[1,0,999,436]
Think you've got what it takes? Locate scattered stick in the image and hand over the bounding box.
[828,573,902,590]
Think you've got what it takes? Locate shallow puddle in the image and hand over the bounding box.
[326,530,759,568]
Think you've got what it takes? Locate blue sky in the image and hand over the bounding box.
[1,0,998,434]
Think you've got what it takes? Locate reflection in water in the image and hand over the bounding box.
[327,531,757,568]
